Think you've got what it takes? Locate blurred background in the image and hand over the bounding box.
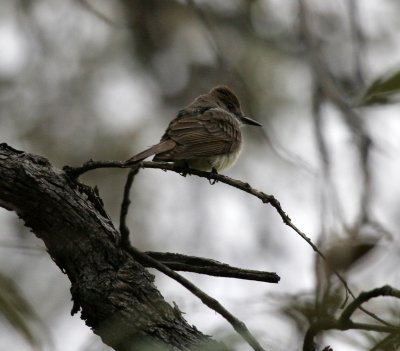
[1,0,400,350]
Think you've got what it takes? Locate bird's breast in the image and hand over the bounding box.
[186,142,243,172]
[211,148,242,171]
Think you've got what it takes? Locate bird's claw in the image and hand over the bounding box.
[208,167,218,185]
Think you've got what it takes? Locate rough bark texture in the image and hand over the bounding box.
[0,143,223,351]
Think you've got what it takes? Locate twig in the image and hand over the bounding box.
[119,165,140,246]
[303,285,400,351]
[63,160,126,179]
[370,333,400,351]
[126,245,267,351]
[304,318,400,351]
[339,286,400,323]
[145,251,280,283]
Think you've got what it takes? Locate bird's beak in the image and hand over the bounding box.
[240,115,262,127]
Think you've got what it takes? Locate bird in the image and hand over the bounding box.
[126,85,262,172]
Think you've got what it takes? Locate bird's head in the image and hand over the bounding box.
[209,86,262,127]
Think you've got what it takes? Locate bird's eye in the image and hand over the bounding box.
[226,103,235,111]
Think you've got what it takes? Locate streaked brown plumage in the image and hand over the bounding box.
[126,86,261,171]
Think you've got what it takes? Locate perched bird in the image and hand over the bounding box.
[126,86,262,172]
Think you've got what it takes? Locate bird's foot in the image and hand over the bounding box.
[173,162,190,177]
[208,167,219,185]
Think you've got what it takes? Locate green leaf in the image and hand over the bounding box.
[359,68,400,106]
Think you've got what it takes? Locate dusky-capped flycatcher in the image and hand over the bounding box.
[126,86,262,171]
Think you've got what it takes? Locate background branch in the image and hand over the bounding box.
[303,286,400,351]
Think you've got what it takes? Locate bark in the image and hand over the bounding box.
[0,143,224,351]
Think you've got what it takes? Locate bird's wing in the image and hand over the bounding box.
[155,108,241,160]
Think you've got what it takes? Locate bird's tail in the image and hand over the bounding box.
[125,140,175,164]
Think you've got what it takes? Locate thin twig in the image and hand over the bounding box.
[119,165,140,246]
[339,286,400,323]
[370,333,400,351]
[304,318,400,351]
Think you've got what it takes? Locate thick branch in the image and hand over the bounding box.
[0,143,224,351]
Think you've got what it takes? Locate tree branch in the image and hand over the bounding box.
[339,286,400,323]
[64,158,354,302]
[119,166,140,246]
[303,286,400,351]
[0,143,225,351]
[144,251,280,283]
